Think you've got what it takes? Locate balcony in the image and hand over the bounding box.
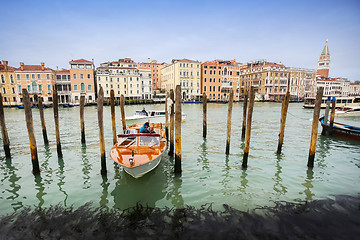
[221,81,232,89]
[280,80,288,86]
[80,89,86,94]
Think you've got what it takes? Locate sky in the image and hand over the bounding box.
[1,0,360,81]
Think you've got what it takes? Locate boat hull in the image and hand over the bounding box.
[320,117,360,141]
[123,152,163,178]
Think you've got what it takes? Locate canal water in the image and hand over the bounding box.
[0,102,359,215]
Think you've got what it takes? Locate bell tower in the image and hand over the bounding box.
[316,39,330,78]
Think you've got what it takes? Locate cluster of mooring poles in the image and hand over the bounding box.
[0,84,326,175]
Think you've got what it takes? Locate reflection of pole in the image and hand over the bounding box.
[277,91,290,154]
[110,90,117,145]
[38,97,49,145]
[165,92,169,140]
[175,85,182,173]
[307,87,323,168]
[169,89,174,157]
[203,92,207,138]
[0,92,11,158]
[120,95,126,133]
[97,87,107,175]
[225,89,234,155]
[80,95,86,144]
[241,91,248,139]
[242,87,255,168]
[23,89,40,175]
[53,88,62,158]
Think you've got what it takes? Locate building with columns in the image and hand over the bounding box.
[69,59,95,104]
[0,61,18,106]
[55,68,71,104]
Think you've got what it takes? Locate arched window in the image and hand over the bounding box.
[81,83,85,91]
[0,75,4,84]
[32,82,37,92]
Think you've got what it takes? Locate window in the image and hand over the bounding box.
[48,85,51,92]
[98,77,100,81]
[37,74,41,79]
[27,85,30,91]
[73,74,77,79]
[32,74,35,79]
[204,78,206,82]
[3,88,6,94]
[39,85,42,92]
[204,70,207,74]
[26,74,29,79]
[81,83,85,91]
[47,74,50,79]
[80,74,84,79]
[0,75,4,83]
[87,74,91,79]
[88,85,91,90]
[74,85,78,90]
[204,86,206,91]
[18,85,21,93]
[12,87,15,93]
[17,74,20,79]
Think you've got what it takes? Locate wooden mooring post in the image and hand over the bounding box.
[38,97,49,145]
[175,85,182,173]
[80,95,86,144]
[242,87,255,168]
[203,92,207,139]
[225,89,234,155]
[276,90,290,154]
[330,97,336,127]
[110,90,117,145]
[23,89,40,174]
[169,89,175,157]
[0,93,11,158]
[165,92,169,140]
[307,87,323,168]
[120,94,126,133]
[97,87,107,175]
[53,88,62,158]
[241,91,248,139]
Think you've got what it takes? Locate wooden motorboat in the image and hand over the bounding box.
[335,106,360,117]
[110,123,167,178]
[319,116,360,141]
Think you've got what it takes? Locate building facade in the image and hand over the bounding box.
[0,61,18,106]
[137,58,164,90]
[96,58,152,100]
[201,60,240,101]
[287,67,316,99]
[161,59,201,100]
[69,59,95,104]
[14,62,56,104]
[55,68,71,104]
[349,81,360,96]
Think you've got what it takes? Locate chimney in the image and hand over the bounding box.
[20,62,24,71]
[41,62,45,71]
[3,60,8,70]
[57,66,59,71]
[148,58,150,63]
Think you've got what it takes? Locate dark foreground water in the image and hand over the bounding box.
[0,102,359,238]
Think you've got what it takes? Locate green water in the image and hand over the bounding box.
[0,103,359,214]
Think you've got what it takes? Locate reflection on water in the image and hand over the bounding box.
[302,168,315,201]
[0,103,360,214]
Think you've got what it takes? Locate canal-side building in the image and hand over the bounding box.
[161,59,201,100]
[349,81,360,96]
[287,67,316,99]
[96,58,152,100]
[201,59,240,101]
[0,60,18,106]
[315,77,350,97]
[69,59,95,104]
[137,58,165,90]
[55,68,71,104]
[240,61,288,101]
[14,62,56,105]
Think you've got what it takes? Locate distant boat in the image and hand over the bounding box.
[17,105,36,109]
[335,106,360,117]
[110,123,167,178]
[184,100,202,103]
[63,103,75,108]
[303,96,360,109]
[319,116,360,141]
[126,110,186,122]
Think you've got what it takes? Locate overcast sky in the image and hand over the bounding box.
[1,0,360,81]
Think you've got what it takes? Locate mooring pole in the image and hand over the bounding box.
[80,95,86,144]
[23,89,40,174]
[175,85,182,173]
[0,93,11,158]
[276,90,290,154]
[110,90,117,145]
[241,91,248,139]
[120,94,126,133]
[38,97,49,146]
[165,91,169,140]
[98,87,107,175]
[203,92,207,139]
[307,87,324,168]
[330,97,336,127]
[242,87,255,168]
[324,97,331,124]
[225,89,234,155]
[169,89,175,157]
[53,88,62,158]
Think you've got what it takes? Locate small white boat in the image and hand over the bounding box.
[126,110,186,122]
[110,123,167,178]
[335,106,360,117]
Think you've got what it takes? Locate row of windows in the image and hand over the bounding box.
[179,63,200,68]
[73,73,91,79]
[16,74,51,80]
[1,96,17,102]
[71,64,92,69]
[203,86,221,92]
[1,75,14,84]
[203,65,222,69]
[2,87,15,94]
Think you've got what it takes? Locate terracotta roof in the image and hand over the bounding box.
[172,58,200,63]
[70,59,92,64]
[56,69,70,73]
[0,65,18,71]
[97,66,136,70]
[202,60,239,66]
[16,65,54,72]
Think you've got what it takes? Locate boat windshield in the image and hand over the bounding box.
[138,135,160,147]
[135,111,148,116]
[118,136,136,147]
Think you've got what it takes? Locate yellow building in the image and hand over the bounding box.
[161,59,201,100]
[0,61,18,106]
